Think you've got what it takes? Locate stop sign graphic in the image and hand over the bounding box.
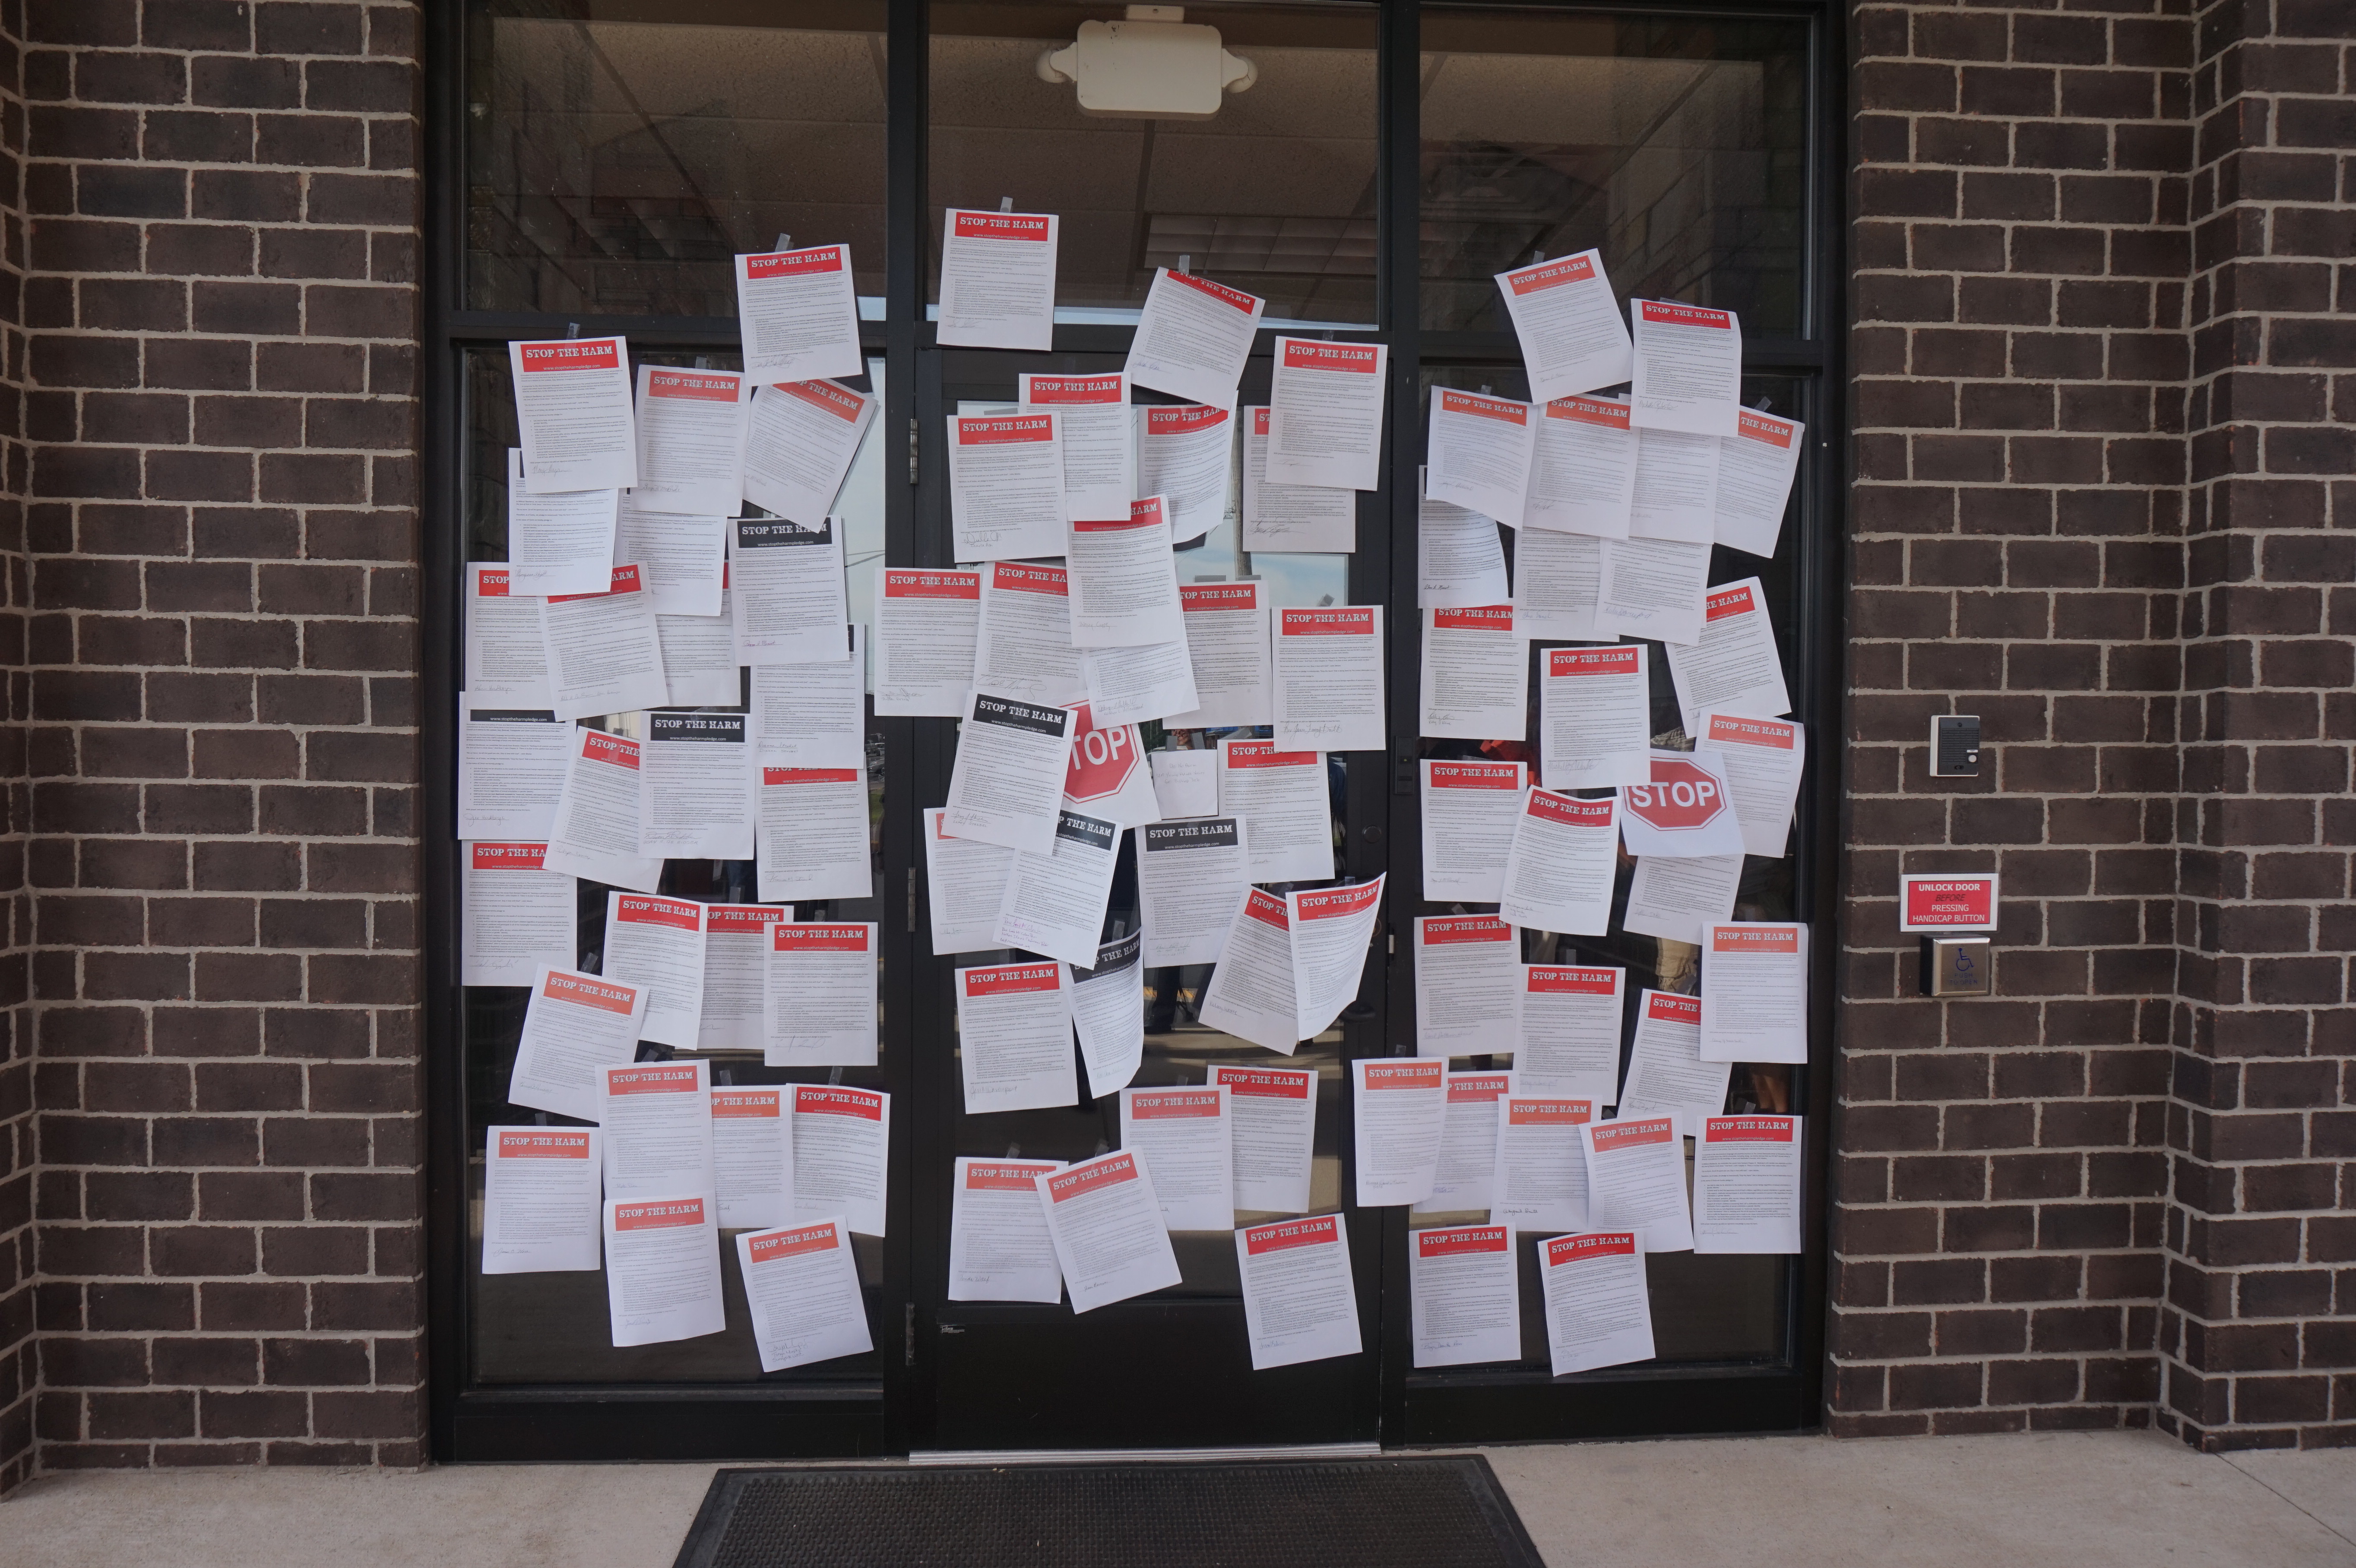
[1064,703,1140,802]
[1621,757,1727,831]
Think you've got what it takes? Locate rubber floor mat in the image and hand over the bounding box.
[671,1457,1545,1568]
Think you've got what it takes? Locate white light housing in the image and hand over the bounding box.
[1036,10,1256,120]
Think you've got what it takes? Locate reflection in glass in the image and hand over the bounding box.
[1420,13,1808,334]
[929,2,1378,326]
[467,0,888,314]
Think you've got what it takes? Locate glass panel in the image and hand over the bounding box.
[1404,362,1807,1372]
[1419,12,1809,334]
[928,1,1379,326]
[933,350,1357,1299]
[461,348,892,1384]
[467,0,889,315]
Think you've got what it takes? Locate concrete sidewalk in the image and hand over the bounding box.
[3,1429,2352,1567]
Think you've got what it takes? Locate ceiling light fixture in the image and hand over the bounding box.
[1037,6,1257,120]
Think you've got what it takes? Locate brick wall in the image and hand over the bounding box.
[19,0,424,1473]
[2163,0,2354,1450]
[1834,0,2194,1434]
[0,0,2342,1485]
[0,0,32,1496]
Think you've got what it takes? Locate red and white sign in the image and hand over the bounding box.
[471,841,547,871]
[745,1221,839,1262]
[495,1128,591,1159]
[1508,252,1599,295]
[992,560,1067,597]
[1644,993,1700,1030]
[1617,750,1745,859]
[958,414,1054,447]
[605,1063,701,1096]
[772,378,867,423]
[1705,1116,1795,1142]
[1365,1059,1444,1091]
[1623,758,1730,829]
[744,247,845,279]
[1410,1221,1519,1368]
[961,961,1062,998]
[1591,1115,1676,1152]
[1144,404,1228,437]
[795,1084,886,1121]
[1538,1229,1653,1375]
[1547,393,1631,430]
[772,923,872,953]
[1495,247,1633,406]
[1438,389,1527,426]
[613,894,698,933]
[1420,1225,1507,1258]
[546,563,646,605]
[1061,701,1156,826]
[543,970,635,1015]
[1045,1151,1140,1204]
[644,367,738,403]
[1898,874,1999,932]
[1127,268,1264,407]
[1266,337,1386,490]
[1163,270,1258,313]
[883,568,982,601]
[736,1216,871,1372]
[940,211,1058,351]
[735,246,861,383]
[1529,966,1618,996]
[1128,1087,1222,1120]
[1024,375,1124,405]
[517,338,622,373]
[1281,340,1379,372]
[1243,1213,1340,1255]
[1549,644,1641,678]
[953,212,1050,242]
[611,1196,706,1232]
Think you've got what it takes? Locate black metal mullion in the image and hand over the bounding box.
[880,0,930,1456]
[1374,0,1425,1451]
[1794,0,1846,1436]
[421,0,469,1467]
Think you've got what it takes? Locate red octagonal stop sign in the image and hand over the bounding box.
[1064,702,1140,802]
[1621,756,1728,830]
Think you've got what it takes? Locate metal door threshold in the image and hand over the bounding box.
[909,1440,1383,1465]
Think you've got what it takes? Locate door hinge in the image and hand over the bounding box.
[906,867,917,934]
[907,417,919,484]
[905,1303,917,1366]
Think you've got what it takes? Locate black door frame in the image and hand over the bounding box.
[422,0,1844,1461]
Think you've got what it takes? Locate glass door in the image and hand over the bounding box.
[1390,8,1830,1443]
[428,0,1837,1461]
[905,346,1389,1451]
[902,1,1391,1451]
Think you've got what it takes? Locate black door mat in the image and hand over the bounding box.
[671,1456,1546,1568]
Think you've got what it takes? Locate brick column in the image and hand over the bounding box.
[0,0,33,1497]
[2163,0,2356,1451]
[1833,0,2193,1432]
[22,0,424,1470]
